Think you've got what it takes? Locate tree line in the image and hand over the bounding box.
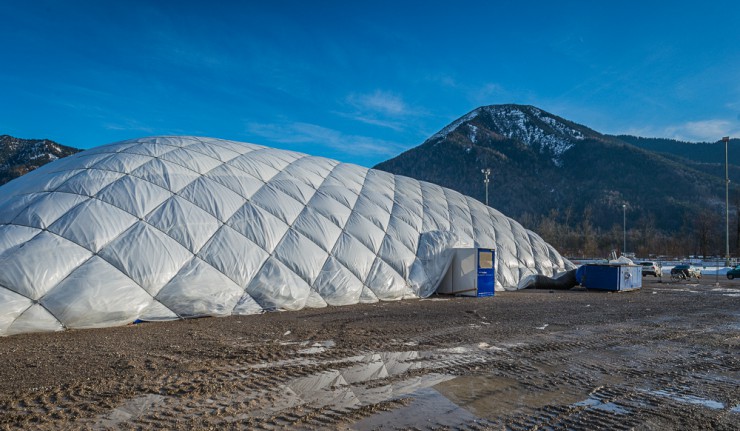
[517,204,740,260]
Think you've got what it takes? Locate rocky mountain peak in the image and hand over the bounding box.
[431,104,597,167]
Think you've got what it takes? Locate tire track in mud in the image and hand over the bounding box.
[107,321,737,430]
[76,337,505,429]
[1,281,738,430]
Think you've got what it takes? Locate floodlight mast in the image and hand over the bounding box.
[622,203,627,255]
[724,136,731,266]
[482,168,491,206]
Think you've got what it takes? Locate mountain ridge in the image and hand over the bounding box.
[375,104,738,257]
[0,135,81,185]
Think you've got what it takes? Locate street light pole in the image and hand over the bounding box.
[724,136,731,266]
[481,168,491,206]
[623,203,626,255]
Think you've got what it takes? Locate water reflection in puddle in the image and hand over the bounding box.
[574,396,630,414]
[249,340,643,427]
[643,389,725,410]
[353,387,479,430]
[93,394,166,429]
[272,350,458,412]
[243,342,505,423]
[436,375,587,419]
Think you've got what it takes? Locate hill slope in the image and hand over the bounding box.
[375,105,736,255]
[0,135,80,185]
[614,135,740,165]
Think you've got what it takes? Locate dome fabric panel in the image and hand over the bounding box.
[0,225,40,255]
[0,288,33,333]
[313,257,364,306]
[155,258,245,318]
[40,256,152,329]
[55,168,125,196]
[5,304,64,335]
[0,232,93,300]
[291,207,343,253]
[131,158,201,193]
[49,198,138,253]
[0,136,574,336]
[145,196,221,253]
[197,225,270,287]
[97,175,172,218]
[226,202,289,252]
[97,222,193,296]
[11,192,89,230]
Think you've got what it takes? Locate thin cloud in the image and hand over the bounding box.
[667,120,734,141]
[103,117,156,134]
[624,119,740,142]
[335,112,406,132]
[347,90,409,116]
[341,90,429,132]
[246,121,407,158]
[424,73,508,106]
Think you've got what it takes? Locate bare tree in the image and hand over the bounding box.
[581,205,598,257]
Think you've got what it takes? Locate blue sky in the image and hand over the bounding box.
[2,1,739,167]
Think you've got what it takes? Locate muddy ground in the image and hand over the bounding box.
[0,276,738,430]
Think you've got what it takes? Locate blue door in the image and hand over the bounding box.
[477,248,495,297]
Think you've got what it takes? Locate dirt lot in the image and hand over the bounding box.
[0,276,738,430]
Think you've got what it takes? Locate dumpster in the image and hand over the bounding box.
[577,263,642,291]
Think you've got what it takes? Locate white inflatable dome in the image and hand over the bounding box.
[0,136,572,335]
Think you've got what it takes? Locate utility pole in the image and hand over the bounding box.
[724,136,731,266]
[481,168,491,206]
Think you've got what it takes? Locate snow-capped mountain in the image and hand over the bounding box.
[375,104,732,242]
[0,135,80,185]
[430,104,594,167]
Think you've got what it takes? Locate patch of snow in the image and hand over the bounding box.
[431,109,481,140]
[478,106,583,166]
[296,340,336,355]
[468,124,478,143]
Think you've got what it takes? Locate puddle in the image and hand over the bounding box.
[436,375,586,419]
[731,404,740,413]
[352,386,479,430]
[243,343,505,422]
[643,389,725,410]
[93,394,166,429]
[254,368,456,418]
[574,396,630,414]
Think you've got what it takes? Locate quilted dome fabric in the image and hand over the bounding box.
[0,136,573,335]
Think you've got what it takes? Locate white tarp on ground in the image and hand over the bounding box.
[0,136,574,335]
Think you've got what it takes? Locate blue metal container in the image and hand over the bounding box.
[578,264,642,291]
